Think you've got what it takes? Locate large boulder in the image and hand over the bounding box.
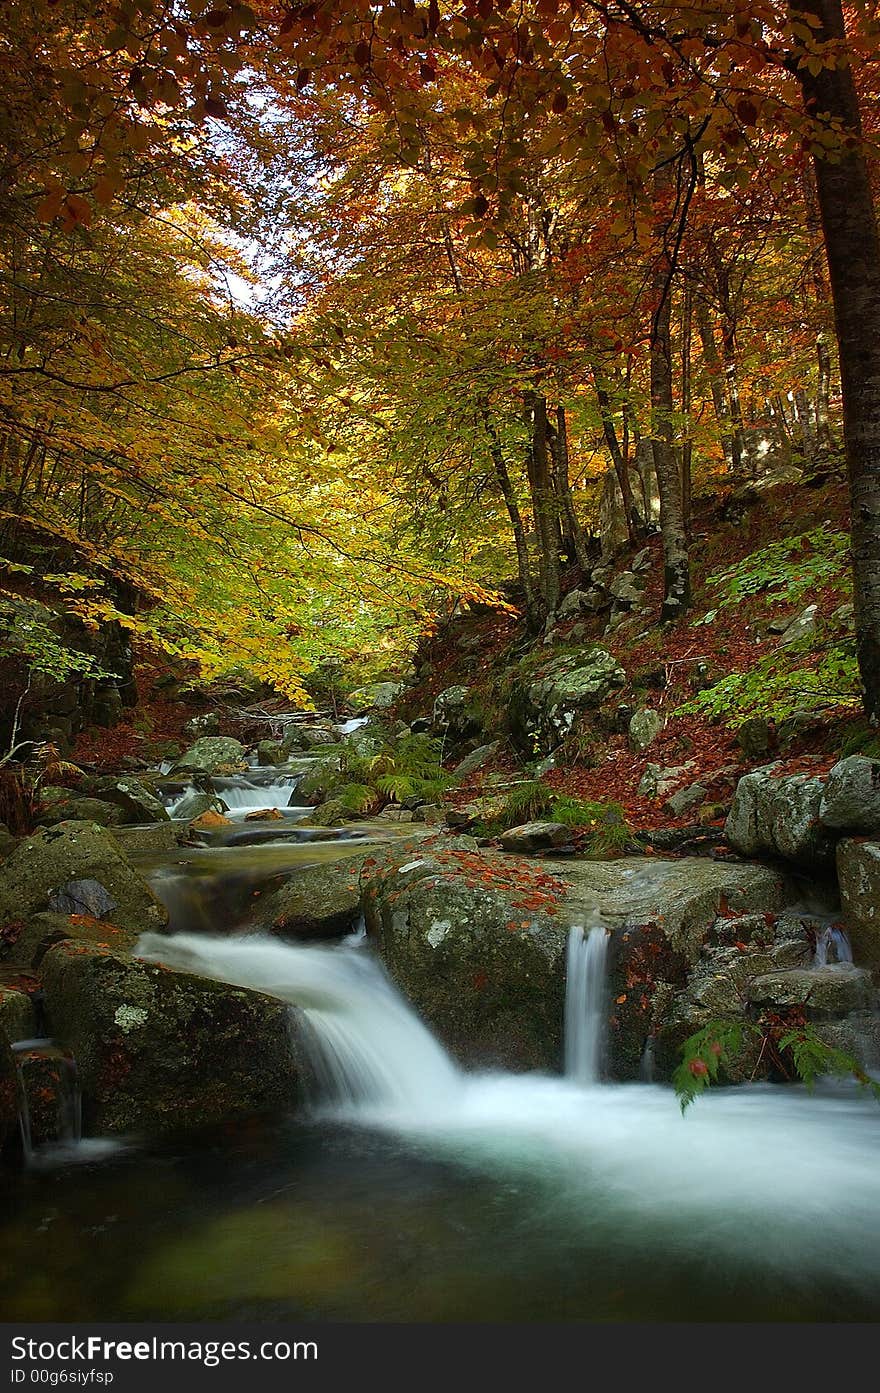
[837,838,880,968]
[248,847,406,941]
[747,965,875,1016]
[0,821,168,937]
[41,939,301,1138]
[347,682,404,714]
[511,647,626,753]
[173,790,226,822]
[38,793,126,828]
[432,685,482,738]
[0,910,141,971]
[819,756,880,833]
[172,737,246,776]
[629,708,663,751]
[256,739,285,766]
[361,838,785,1075]
[725,768,833,864]
[90,777,170,824]
[499,822,569,853]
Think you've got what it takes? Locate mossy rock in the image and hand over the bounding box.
[0,821,168,938]
[41,940,302,1138]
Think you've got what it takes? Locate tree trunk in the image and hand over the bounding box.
[591,366,637,543]
[695,297,736,471]
[549,404,593,573]
[797,0,880,719]
[525,391,561,616]
[651,171,691,621]
[680,282,693,532]
[481,404,539,626]
[802,166,836,452]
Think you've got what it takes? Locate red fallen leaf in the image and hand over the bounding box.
[689,1058,709,1077]
[473,970,489,990]
[615,993,627,1004]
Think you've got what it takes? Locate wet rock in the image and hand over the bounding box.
[38,795,126,828]
[109,823,183,857]
[48,878,117,918]
[172,737,246,776]
[0,1031,18,1154]
[249,848,394,940]
[0,984,38,1042]
[257,740,285,766]
[363,838,784,1075]
[191,810,233,830]
[629,708,663,751]
[819,755,880,833]
[725,768,833,865]
[499,822,569,853]
[1,910,141,970]
[298,724,339,749]
[41,939,301,1138]
[747,965,875,1015]
[243,808,283,822]
[347,682,404,714]
[454,742,500,778]
[0,821,167,937]
[172,791,226,822]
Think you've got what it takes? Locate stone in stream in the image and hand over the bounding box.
[0,821,168,938]
[361,836,785,1075]
[89,777,170,824]
[172,737,247,776]
[38,795,127,829]
[250,846,417,941]
[109,823,183,856]
[0,910,141,971]
[191,809,232,830]
[256,740,285,766]
[41,940,301,1138]
[172,790,227,822]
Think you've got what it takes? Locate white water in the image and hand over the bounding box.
[564,925,609,1085]
[814,924,854,966]
[133,930,880,1290]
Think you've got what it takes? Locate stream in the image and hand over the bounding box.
[1,760,880,1322]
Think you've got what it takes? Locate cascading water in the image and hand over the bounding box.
[814,924,854,966]
[12,1039,81,1162]
[136,932,460,1110]
[564,924,609,1085]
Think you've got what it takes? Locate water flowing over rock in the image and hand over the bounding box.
[361,838,785,1073]
[42,938,300,1138]
[0,821,168,938]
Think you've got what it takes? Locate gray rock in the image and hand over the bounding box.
[182,712,220,740]
[432,685,479,737]
[665,782,708,817]
[516,647,626,752]
[0,985,38,1043]
[454,742,500,778]
[736,717,773,759]
[629,708,663,751]
[91,777,170,824]
[499,821,570,853]
[363,838,784,1073]
[0,821,167,937]
[631,547,653,573]
[558,589,588,618]
[609,570,646,607]
[172,790,227,822]
[638,762,694,800]
[837,838,880,969]
[748,965,875,1015]
[256,739,285,766]
[39,796,126,828]
[778,603,819,648]
[172,737,246,775]
[250,849,388,940]
[42,939,300,1138]
[819,755,880,832]
[48,878,117,918]
[725,768,833,864]
[109,823,183,856]
[347,682,404,714]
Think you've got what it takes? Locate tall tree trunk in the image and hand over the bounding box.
[680,282,693,532]
[481,404,538,626]
[591,366,637,543]
[525,391,561,616]
[651,171,691,621]
[802,166,836,452]
[695,296,736,471]
[549,404,593,573]
[797,0,880,719]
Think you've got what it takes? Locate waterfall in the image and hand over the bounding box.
[564,925,609,1085]
[136,933,460,1111]
[12,1040,81,1162]
[814,924,853,967]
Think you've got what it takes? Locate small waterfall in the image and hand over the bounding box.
[136,933,460,1111]
[814,925,853,967]
[564,926,609,1086]
[12,1040,81,1162]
